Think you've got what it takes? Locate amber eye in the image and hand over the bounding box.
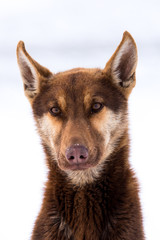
[49,106,61,116]
[91,102,103,113]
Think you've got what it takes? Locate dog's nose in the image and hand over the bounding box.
[65,145,88,164]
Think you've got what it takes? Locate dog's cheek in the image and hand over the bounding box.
[91,109,111,148]
[101,109,127,161]
[36,113,62,157]
[91,108,123,161]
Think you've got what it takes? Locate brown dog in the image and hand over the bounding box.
[17,31,144,240]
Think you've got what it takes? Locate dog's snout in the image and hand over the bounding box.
[65,145,88,164]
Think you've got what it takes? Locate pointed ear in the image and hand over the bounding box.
[17,41,53,100]
[104,31,138,97]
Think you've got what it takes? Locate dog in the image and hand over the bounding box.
[17,31,144,240]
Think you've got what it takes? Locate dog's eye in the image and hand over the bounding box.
[91,102,103,113]
[49,107,61,116]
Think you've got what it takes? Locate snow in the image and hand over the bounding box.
[0,0,160,239]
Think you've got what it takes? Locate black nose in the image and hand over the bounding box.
[65,145,88,165]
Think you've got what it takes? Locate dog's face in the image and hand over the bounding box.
[33,69,127,171]
[17,32,137,184]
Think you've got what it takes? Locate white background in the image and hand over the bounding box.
[0,0,160,239]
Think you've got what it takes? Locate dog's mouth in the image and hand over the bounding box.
[59,159,98,171]
[66,162,93,171]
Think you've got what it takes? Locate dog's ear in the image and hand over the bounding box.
[17,41,53,100]
[104,31,138,97]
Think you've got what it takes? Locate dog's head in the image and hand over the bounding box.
[17,32,137,185]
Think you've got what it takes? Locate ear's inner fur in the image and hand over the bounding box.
[107,32,138,92]
[117,46,135,83]
[119,72,135,88]
[17,41,53,100]
[22,61,36,92]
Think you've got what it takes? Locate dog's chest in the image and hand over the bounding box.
[54,186,108,239]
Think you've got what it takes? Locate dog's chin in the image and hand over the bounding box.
[63,161,104,186]
[56,154,105,185]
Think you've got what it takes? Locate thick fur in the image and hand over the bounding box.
[17,31,144,240]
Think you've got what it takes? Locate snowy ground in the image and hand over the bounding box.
[0,0,160,239]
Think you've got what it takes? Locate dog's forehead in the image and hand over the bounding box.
[49,69,106,99]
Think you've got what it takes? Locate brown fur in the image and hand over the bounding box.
[17,31,144,239]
